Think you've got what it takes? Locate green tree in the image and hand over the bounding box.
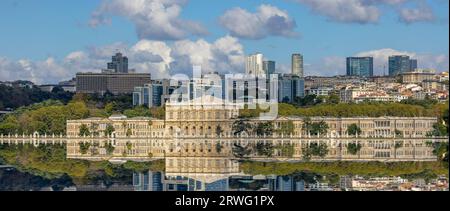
[105,143,115,155]
[347,124,362,136]
[104,124,115,137]
[0,115,20,135]
[215,125,224,136]
[216,143,223,153]
[78,124,91,137]
[307,121,329,136]
[256,143,274,157]
[276,121,294,135]
[79,142,91,155]
[232,144,252,158]
[126,128,132,137]
[327,94,340,105]
[303,143,329,159]
[232,119,253,135]
[126,142,133,151]
[347,143,362,155]
[255,122,274,136]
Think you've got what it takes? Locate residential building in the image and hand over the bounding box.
[307,87,333,96]
[401,69,436,84]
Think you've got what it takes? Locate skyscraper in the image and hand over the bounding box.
[410,59,418,71]
[292,54,304,77]
[263,61,276,76]
[389,55,416,76]
[346,57,374,77]
[246,53,264,76]
[107,52,129,73]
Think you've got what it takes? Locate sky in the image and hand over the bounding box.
[0,0,448,84]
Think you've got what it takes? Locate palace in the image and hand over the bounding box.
[67,95,437,139]
[60,96,445,162]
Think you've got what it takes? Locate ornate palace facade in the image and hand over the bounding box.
[61,96,443,162]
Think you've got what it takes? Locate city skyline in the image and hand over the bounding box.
[0,0,449,84]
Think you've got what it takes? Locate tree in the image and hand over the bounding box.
[105,143,115,155]
[347,124,362,136]
[256,143,274,157]
[79,142,91,155]
[347,143,362,155]
[126,142,133,152]
[78,124,90,137]
[232,120,253,135]
[303,143,329,159]
[215,126,223,136]
[255,122,274,136]
[126,128,132,137]
[0,115,20,135]
[395,129,403,137]
[306,121,329,136]
[276,121,294,135]
[104,102,116,116]
[427,123,448,137]
[216,143,223,153]
[327,94,340,104]
[104,124,115,137]
[232,144,252,158]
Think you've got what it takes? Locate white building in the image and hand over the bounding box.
[246,53,264,76]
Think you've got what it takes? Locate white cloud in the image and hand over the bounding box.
[0,36,246,84]
[294,0,437,24]
[89,0,207,40]
[305,56,346,76]
[294,0,380,24]
[219,4,298,39]
[398,3,435,24]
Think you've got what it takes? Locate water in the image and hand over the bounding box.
[1,166,447,191]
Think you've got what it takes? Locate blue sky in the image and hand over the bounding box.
[0,0,448,83]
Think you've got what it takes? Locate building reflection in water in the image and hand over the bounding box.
[131,157,311,191]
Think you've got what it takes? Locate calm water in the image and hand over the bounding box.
[1,167,447,191]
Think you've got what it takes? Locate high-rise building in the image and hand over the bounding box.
[346,57,374,77]
[410,59,418,71]
[292,54,304,77]
[278,74,305,103]
[263,61,276,76]
[133,83,164,108]
[246,53,264,76]
[107,52,129,73]
[389,55,417,76]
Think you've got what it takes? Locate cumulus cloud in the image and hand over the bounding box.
[0,36,246,84]
[219,4,298,39]
[294,0,437,24]
[89,0,207,40]
[303,48,449,76]
[305,56,347,76]
[294,0,380,24]
[398,3,435,24]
